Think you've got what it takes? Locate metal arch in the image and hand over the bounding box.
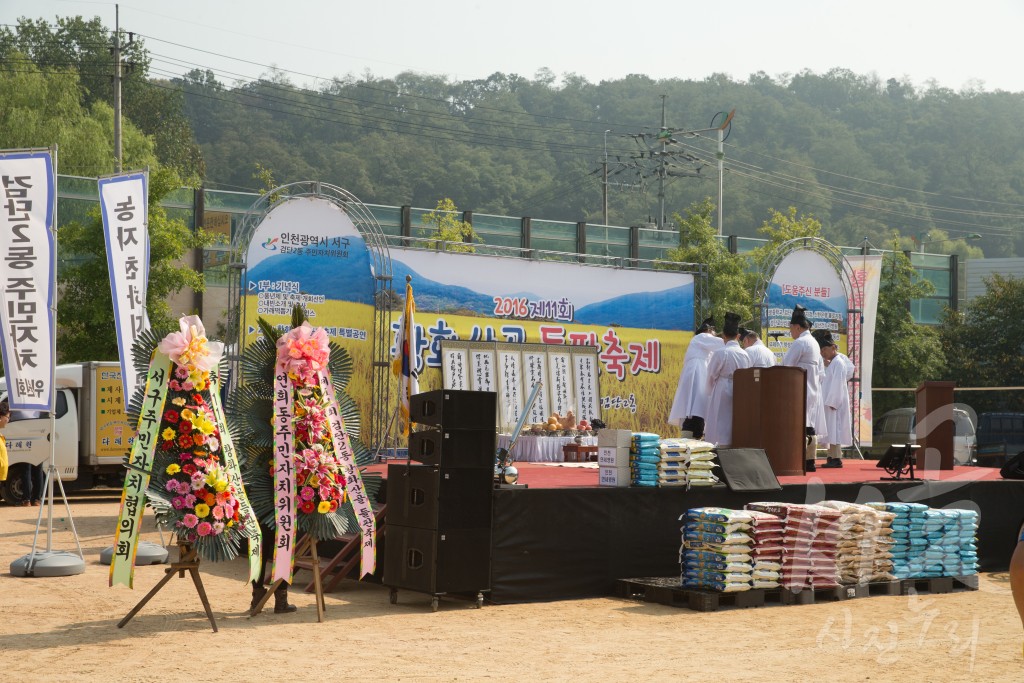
[226,181,395,449]
[752,236,865,451]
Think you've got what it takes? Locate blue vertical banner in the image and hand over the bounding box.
[0,148,56,411]
[98,171,150,402]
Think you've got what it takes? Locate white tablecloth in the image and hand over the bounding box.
[498,434,598,462]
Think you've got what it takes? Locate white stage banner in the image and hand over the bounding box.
[0,149,56,411]
[848,255,882,447]
[99,171,150,402]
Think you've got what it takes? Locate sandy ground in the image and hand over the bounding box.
[1,496,1022,683]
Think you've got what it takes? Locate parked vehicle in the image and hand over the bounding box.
[975,412,1024,468]
[0,362,131,504]
[866,407,977,466]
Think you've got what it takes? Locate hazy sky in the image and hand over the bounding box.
[5,0,1024,93]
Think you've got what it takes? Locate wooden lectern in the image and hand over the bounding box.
[915,380,956,470]
[732,366,807,476]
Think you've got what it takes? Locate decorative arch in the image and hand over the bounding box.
[226,181,394,449]
[753,236,865,450]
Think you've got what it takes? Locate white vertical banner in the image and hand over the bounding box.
[848,255,882,447]
[98,171,149,402]
[0,149,56,411]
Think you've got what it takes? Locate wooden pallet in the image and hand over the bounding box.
[899,574,979,594]
[616,575,977,612]
[617,577,766,612]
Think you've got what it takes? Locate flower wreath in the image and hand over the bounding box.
[231,309,382,581]
[113,316,260,586]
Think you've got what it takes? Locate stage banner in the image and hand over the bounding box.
[762,250,849,361]
[0,149,56,411]
[99,170,150,403]
[847,255,881,447]
[241,195,694,434]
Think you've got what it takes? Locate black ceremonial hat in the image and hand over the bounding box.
[697,314,715,334]
[723,312,741,336]
[812,329,834,349]
[738,326,750,340]
[790,304,810,327]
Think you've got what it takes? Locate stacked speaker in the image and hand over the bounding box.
[384,389,497,604]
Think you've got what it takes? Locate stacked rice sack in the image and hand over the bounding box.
[658,438,718,489]
[817,501,896,584]
[680,507,755,592]
[747,510,785,589]
[630,432,661,487]
[866,502,927,579]
[747,503,842,590]
[945,509,980,576]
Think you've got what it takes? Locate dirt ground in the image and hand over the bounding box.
[0,497,1021,683]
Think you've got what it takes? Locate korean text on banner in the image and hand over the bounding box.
[0,149,56,411]
[99,171,150,402]
[392,280,419,437]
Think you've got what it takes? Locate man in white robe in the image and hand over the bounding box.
[704,313,752,446]
[782,305,827,472]
[814,329,854,469]
[741,330,777,368]
[668,316,723,438]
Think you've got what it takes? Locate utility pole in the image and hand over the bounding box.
[602,130,610,225]
[658,95,667,229]
[112,4,122,173]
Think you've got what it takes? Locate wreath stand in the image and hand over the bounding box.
[117,542,218,632]
[250,535,327,622]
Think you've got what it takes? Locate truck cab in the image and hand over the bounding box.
[1,362,129,503]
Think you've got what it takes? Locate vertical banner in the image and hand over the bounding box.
[848,255,881,447]
[99,171,150,402]
[110,354,169,588]
[0,149,56,411]
[272,369,297,583]
[523,348,550,423]
[442,345,469,389]
[497,346,523,431]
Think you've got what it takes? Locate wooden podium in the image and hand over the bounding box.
[916,380,956,470]
[732,366,807,476]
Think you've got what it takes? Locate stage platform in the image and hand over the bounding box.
[374,459,1023,605]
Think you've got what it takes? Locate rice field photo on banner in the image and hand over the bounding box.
[240,194,695,435]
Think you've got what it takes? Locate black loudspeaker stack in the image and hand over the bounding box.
[384,389,497,606]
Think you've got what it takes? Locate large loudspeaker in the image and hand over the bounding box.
[408,428,496,469]
[384,463,492,597]
[387,464,493,529]
[384,526,491,595]
[410,389,496,429]
[715,448,783,492]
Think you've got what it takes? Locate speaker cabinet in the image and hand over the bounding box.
[387,464,493,530]
[408,428,496,469]
[410,389,497,429]
[384,525,491,595]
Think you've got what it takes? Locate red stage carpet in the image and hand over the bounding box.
[372,459,1004,489]
[510,459,1004,489]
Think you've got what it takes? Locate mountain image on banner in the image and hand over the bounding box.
[574,284,693,330]
[767,282,848,316]
[246,238,376,305]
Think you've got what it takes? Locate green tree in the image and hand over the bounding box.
[872,245,946,414]
[57,166,210,362]
[420,198,479,252]
[749,206,823,272]
[940,274,1024,413]
[664,198,755,325]
[0,16,204,182]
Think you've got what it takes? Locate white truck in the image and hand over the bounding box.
[1,362,132,504]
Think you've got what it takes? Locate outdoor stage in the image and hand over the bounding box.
[476,460,1024,604]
